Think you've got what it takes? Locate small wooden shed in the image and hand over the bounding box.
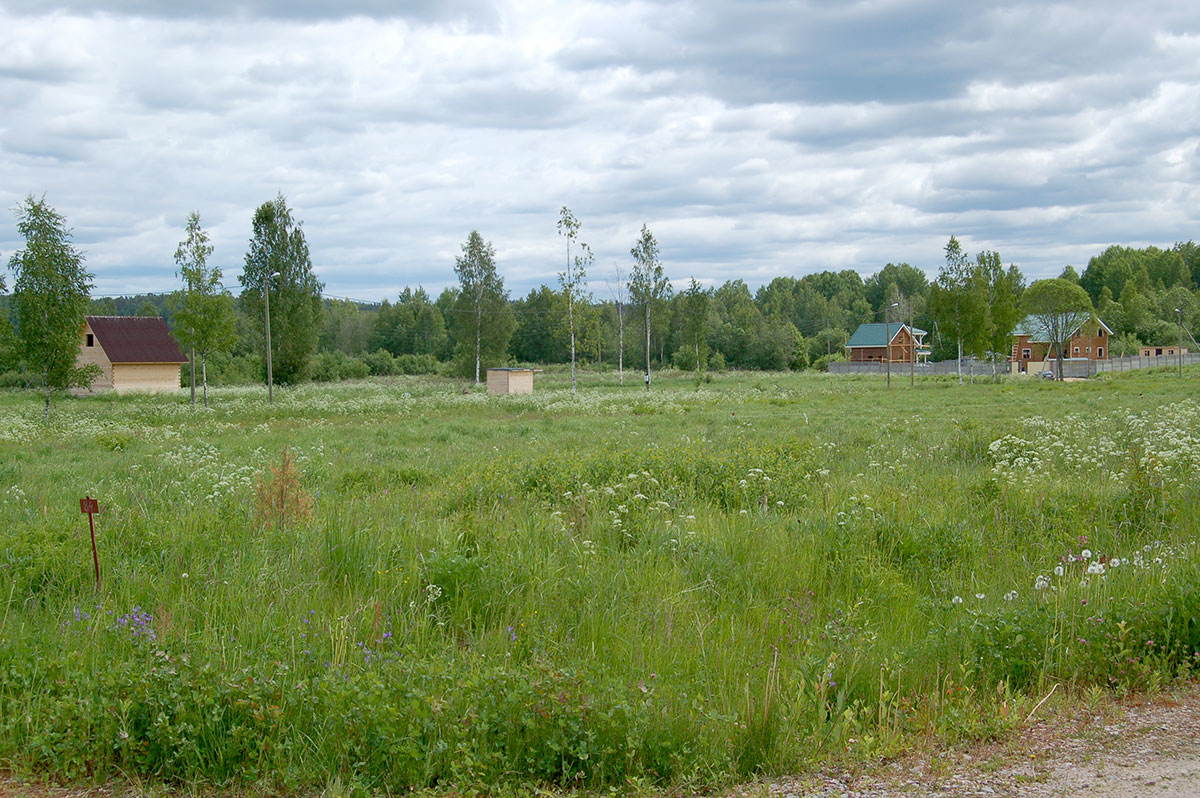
[486,368,534,395]
[76,316,188,394]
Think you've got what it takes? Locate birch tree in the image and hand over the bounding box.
[239,194,324,384]
[452,230,512,384]
[8,196,97,420]
[977,250,1024,382]
[682,277,710,371]
[610,263,627,384]
[556,206,592,396]
[928,235,986,384]
[628,225,671,390]
[169,212,236,406]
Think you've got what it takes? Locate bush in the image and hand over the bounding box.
[394,353,442,376]
[671,348,702,371]
[342,357,370,380]
[363,349,397,376]
[310,351,345,382]
[181,352,262,386]
[811,352,845,372]
[0,370,32,389]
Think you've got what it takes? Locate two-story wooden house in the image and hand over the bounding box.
[1010,316,1112,374]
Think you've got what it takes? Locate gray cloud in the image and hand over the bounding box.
[1,0,1198,303]
[0,0,500,26]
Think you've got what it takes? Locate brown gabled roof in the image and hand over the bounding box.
[85,316,188,364]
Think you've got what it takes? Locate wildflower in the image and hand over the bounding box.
[1035,575,1050,590]
[1054,565,1064,576]
[1004,591,1017,601]
[1086,561,1105,575]
[976,593,986,600]
[952,596,963,604]
[1082,549,1092,560]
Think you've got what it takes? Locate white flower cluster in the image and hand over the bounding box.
[988,401,1200,486]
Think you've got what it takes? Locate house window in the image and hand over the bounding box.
[1022,348,1031,359]
[86,333,94,347]
[1085,346,1091,354]
[1073,346,1080,355]
[1098,347,1104,358]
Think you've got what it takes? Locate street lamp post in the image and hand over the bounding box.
[264,271,280,403]
[885,301,899,388]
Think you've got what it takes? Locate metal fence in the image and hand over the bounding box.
[829,353,1200,378]
[828,359,1001,377]
[1093,353,1200,374]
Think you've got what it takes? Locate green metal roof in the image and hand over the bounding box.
[1013,315,1112,341]
[846,323,927,348]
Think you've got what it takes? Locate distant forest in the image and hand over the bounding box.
[2,240,1197,386]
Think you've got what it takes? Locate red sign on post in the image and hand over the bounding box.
[81,496,101,589]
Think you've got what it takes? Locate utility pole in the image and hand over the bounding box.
[885,301,898,388]
[265,271,279,403]
[1178,307,1184,379]
[909,300,915,388]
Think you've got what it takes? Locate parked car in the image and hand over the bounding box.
[1037,370,1056,380]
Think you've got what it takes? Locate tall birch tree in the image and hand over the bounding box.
[8,196,97,420]
[556,206,591,396]
[928,235,986,384]
[169,212,236,407]
[628,225,671,390]
[610,263,628,384]
[976,250,1025,382]
[453,230,512,384]
[239,194,324,384]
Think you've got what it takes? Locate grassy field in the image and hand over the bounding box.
[2,367,1200,795]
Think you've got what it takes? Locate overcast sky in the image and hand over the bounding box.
[1,1,1197,302]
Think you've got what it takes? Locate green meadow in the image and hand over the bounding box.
[3,368,1200,795]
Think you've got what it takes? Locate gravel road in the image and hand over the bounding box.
[723,684,1200,798]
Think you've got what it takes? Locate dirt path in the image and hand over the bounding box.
[732,684,1200,798]
[6,685,1200,797]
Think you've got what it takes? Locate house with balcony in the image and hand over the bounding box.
[846,323,929,363]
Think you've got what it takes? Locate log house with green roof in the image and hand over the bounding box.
[846,323,929,363]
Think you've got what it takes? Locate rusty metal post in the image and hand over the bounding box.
[81,496,100,589]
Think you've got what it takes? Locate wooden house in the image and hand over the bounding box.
[1139,345,1187,357]
[846,323,929,363]
[486,367,534,395]
[76,316,188,393]
[1010,316,1111,374]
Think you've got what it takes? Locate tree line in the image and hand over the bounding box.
[3,195,1198,400]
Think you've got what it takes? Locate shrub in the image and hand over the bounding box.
[254,449,314,528]
[394,353,442,375]
[363,349,397,376]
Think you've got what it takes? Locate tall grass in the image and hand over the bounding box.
[2,369,1200,793]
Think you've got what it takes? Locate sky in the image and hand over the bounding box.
[1,0,1197,302]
